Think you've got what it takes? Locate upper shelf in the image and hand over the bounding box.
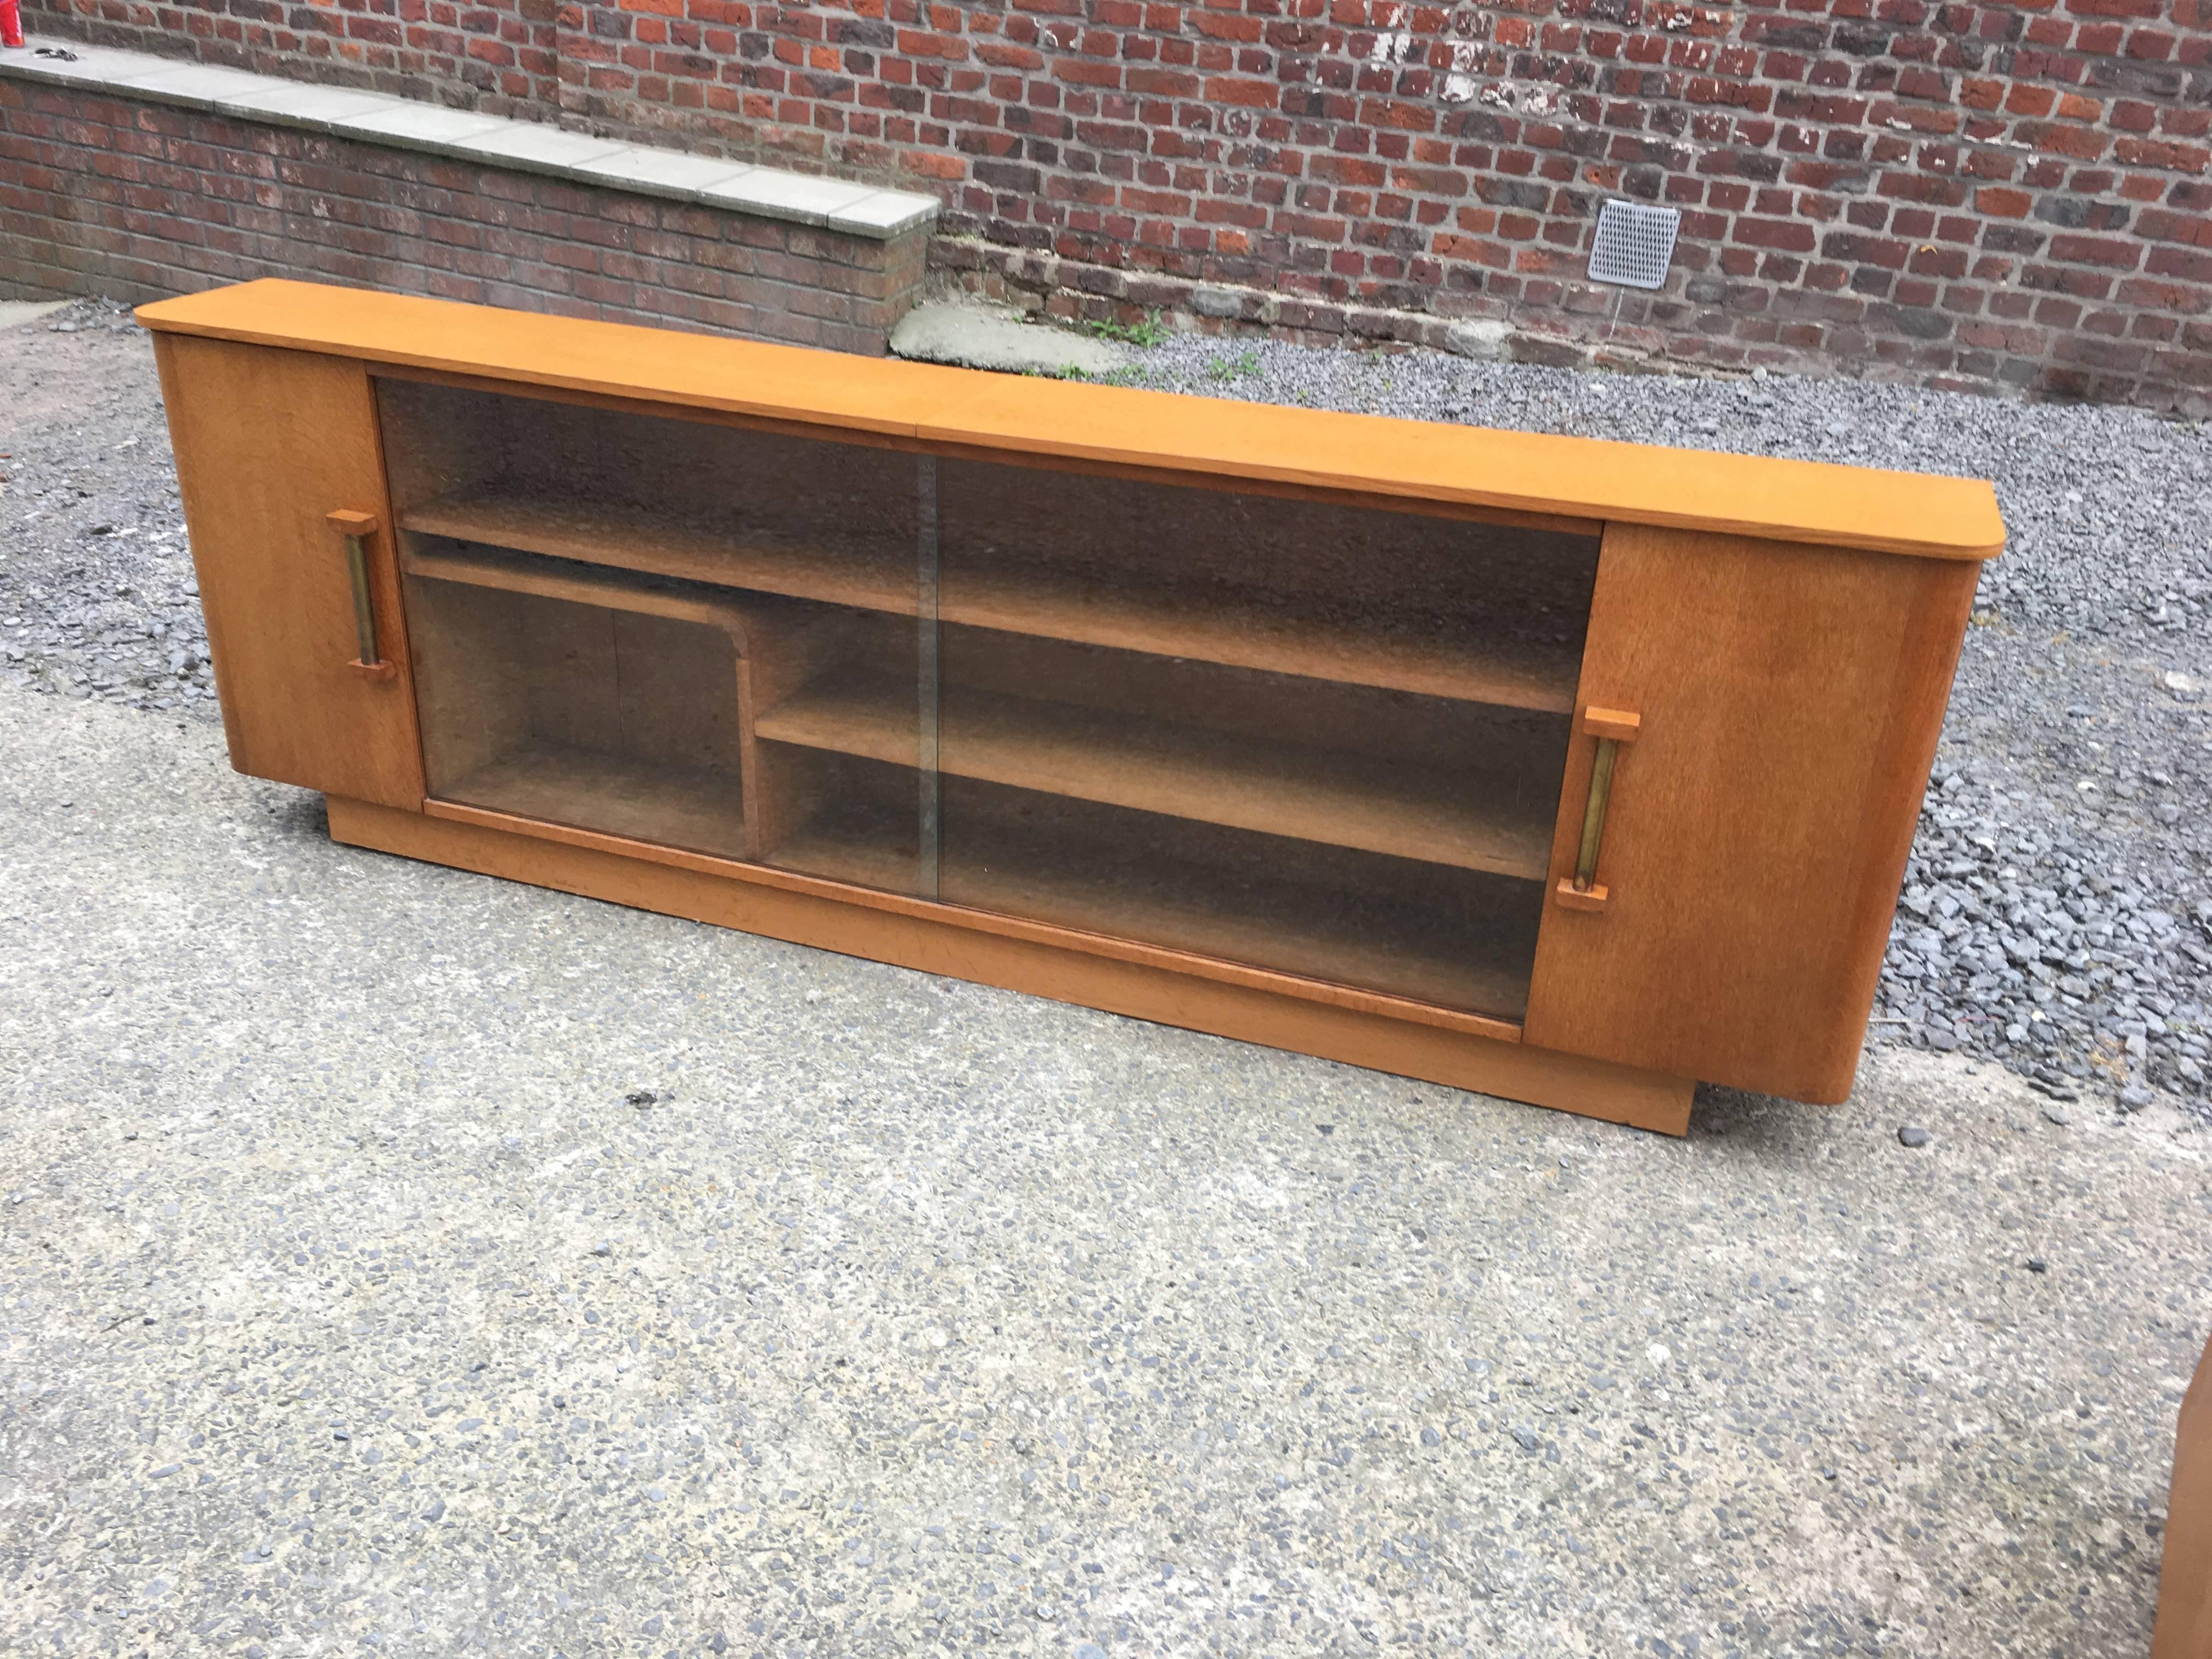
[403,488,1583,712]
[405,491,909,610]
[400,537,765,641]
[138,280,2008,562]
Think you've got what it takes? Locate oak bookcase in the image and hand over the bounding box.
[139,280,2005,1135]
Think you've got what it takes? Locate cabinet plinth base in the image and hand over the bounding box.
[325,794,1696,1135]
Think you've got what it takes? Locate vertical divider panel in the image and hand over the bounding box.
[732,643,760,857]
[737,614,819,862]
[917,454,942,902]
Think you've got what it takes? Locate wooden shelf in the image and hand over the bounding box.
[948,564,1579,712]
[773,795,1536,1019]
[404,489,911,613]
[753,673,1554,880]
[438,741,747,861]
[401,488,1578,710]
[401,539,761,636]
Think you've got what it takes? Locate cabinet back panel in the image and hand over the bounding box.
[405,575,747,861]
[405,574,529,785]
[377,378,918,558]
[939,456,1599,711]
[938,624,1568,782]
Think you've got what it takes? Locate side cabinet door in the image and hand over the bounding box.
[155,335,424,809]
[1521,522,1979,1103]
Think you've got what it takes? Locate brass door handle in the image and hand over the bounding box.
[1555,707,1639,912]
[328,510,397,682]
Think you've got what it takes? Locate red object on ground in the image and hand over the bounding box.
[0,0,21,48]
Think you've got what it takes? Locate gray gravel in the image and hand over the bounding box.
[6,298,2212,1115]
[0,297,211,723]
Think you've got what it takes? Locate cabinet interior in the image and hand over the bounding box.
[378,376,1601,1022]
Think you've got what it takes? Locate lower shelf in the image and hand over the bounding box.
[438,742,747,862]
[753,672,1554,880]
[770,788,1541,1022]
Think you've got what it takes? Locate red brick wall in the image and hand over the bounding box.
[0,80,924,354]
[29,0,2212,409]
[32,0,561,117]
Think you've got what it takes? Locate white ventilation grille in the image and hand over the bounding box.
[1587,200,1680,290]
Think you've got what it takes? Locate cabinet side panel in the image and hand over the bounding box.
[155,336,424,809]
[1522,523,1979,1102]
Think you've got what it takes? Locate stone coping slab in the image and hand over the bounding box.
[0,37,940,241]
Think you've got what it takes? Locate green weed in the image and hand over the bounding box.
[1059,363,1150,387]
[1207,348,1262,383]
[1086,310,1171,348]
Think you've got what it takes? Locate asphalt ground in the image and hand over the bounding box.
[1,684,2207,1657]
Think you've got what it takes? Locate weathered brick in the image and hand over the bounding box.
[1735,215,1819,250]
[2049,230,2145,265]
[22,0,2212,407]
[0,81,922,353]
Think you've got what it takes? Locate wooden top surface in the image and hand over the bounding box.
[137,280,2006,561]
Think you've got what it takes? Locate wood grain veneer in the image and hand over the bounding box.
[152,335,425,809]
[1521,523,1982,1101]
[138,280,2005,560]
[2156,1333,2212,1659]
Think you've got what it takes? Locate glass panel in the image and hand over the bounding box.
[377,378,932,893]
[934,460,1601,1022]
[405,571,751,859]
[376,376,1603,1023]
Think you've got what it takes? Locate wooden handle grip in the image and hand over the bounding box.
[328,510,394,680]
[1562,706,1638,910]
[1581,706,1641,743]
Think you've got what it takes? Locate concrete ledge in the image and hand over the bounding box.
[1,66,931,354]
[0,38,938,241]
